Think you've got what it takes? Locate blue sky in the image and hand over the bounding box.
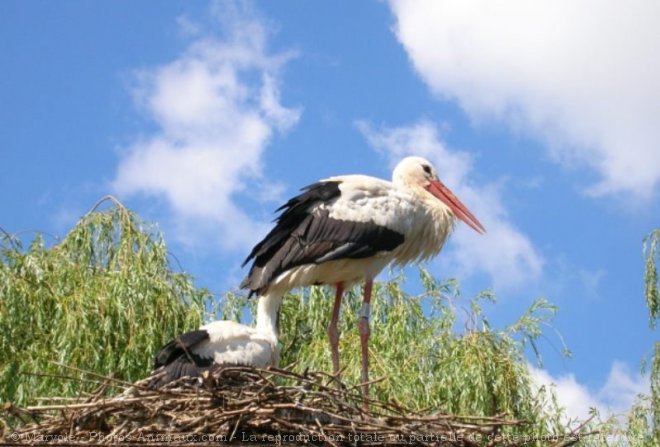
[2,0,658,420]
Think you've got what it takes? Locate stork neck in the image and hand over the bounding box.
[255,292,282,341]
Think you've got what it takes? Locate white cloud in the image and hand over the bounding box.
[598,361,650,415]
[388,0,660,200]
[529,361,649,423]
[529,365,600,424]
[112,0,300,251]
[357,120,543,290]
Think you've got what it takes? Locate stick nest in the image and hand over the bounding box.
[2,366,570,446]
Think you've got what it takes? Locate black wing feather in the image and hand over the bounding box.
[241,180,404,295]
[149,329,215,388]
[153,330,212,369]
[241,181,342,268]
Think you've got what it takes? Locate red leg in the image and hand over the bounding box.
[327,282,344,376]
[358,279,373,411]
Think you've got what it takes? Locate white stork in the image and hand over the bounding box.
[240,156,485,403]
[150,293,282,387]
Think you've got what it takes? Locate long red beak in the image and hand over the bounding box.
[427,180,486,234]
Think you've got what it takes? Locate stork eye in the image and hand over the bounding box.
[422,164,432,175]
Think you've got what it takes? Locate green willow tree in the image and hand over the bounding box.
[0,197,210,406]
[644,229,660,443]
[604,229,660,447]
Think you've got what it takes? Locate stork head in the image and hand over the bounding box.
[393,156,486,234]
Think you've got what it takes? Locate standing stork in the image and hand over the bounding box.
[240,156,485,404]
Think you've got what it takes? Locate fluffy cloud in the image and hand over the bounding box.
[529,361,649,423]
[357,120,543,290]
[112,1,300,251]
[388,0,660,199]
